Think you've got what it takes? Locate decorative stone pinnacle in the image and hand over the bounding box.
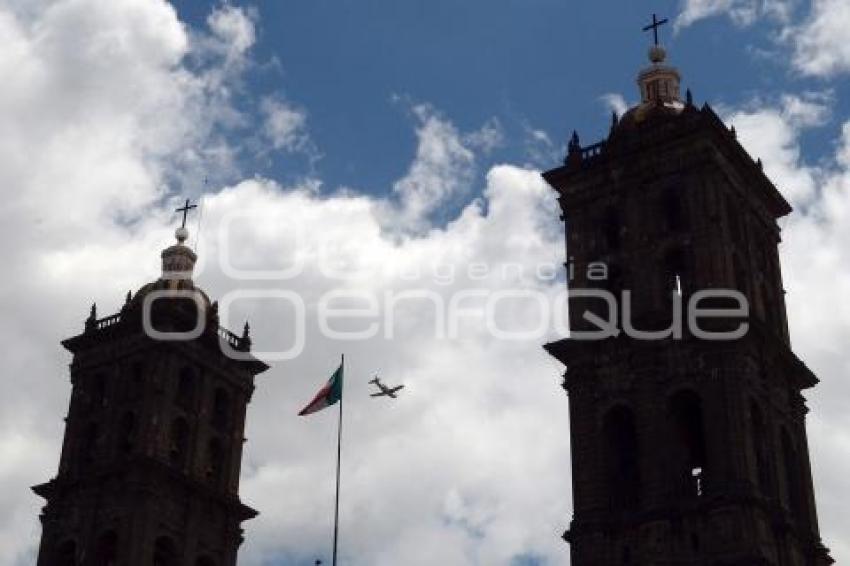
[648,45,667,64]
[85,303,97,331]
[239,321,252,351]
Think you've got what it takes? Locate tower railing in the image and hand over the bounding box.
[81,308,251,352]
[218,326,242,349]
[581,141,606,160]
[96,313,122,330]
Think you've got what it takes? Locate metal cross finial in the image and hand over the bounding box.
[642,13,669,46]
[175,198,197,229]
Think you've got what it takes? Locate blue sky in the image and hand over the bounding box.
[169,0,849,197]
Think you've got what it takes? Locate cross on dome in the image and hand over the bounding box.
[175,198,197,229]
[174,198,197,244]
[642,13,669,47]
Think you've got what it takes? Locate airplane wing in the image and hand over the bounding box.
[370,392,387,397]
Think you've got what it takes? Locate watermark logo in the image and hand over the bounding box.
[138,211,750,360]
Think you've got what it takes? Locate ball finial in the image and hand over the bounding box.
[175,226,189,243]
[649,45,666,64]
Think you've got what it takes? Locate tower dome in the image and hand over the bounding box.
[611,30,687,136]
[636,43,682,106]
[126,206,211,315]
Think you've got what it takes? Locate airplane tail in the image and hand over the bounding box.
[368,376,379,384]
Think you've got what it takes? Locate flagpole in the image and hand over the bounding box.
[332,353,344,566]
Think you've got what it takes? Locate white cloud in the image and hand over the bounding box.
[0,3,572,565]
[260,96,309,152]
[207,3,256,59]
[185,168,568,566]
[387,104,479,230]
[677,0,850,78]
[788,0,850,77]
[600,93,628,118]
[722,93,829,204]
[780,92,833,127]
[521,125,561,169]
[0,1,303,562]
[675,0,795,29]
[464,117,505,154]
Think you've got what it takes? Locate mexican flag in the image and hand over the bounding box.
[298,363,344,416]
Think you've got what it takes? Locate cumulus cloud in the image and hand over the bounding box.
[675,0,795,29]
[520,125,562,169]
[206,3,256,62]
[721,93,830,204]
[779,91,833,127]
[260,96,309,152]
[677,0,850,78]
[386,104,484,230]
[0,2,572,565]
[787,0,850,77]
[192,167,568,566]
[600,92,628,117]
[464,117,505,154]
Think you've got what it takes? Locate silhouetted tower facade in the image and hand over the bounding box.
[33,219,268,566]
[543,31,833,566]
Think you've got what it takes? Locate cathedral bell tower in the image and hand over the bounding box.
[33,213,269,566]
[543,20,833,566]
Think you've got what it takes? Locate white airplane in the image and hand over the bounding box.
[369,376,404,399]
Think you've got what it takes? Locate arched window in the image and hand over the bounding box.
[761,280,780,330]
[660,248,688,319]
[664,248,687,293]
[94,530,117,566]
[91,374,107,409]
[734,256,750,302]
[781,428,805,518]
[668,390,708,498]
[750,403,772,494]
[82,422,100,465]
[206,438,224,486]
[663,188,685,233]
[602,262,624,296]
[726,196,744,243]
[603,405,640,509]
[153,536,178,566]
[131,362,145,399]
[117,412,137,455]
[56,540,77,566]
[169,418,190,469]
[212,388,230,430]
[603,205,621,251]
[176,367,196,410]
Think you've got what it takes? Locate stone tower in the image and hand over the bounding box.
[542,39,834,566]
[33,223,268,565]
